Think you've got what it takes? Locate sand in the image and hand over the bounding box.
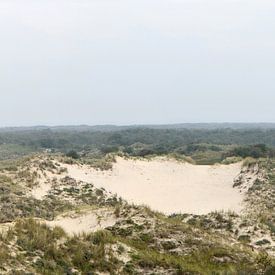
[31,169,64,200]
[64,157,244,215]
[46,208,117,235]
[31,181,52,200]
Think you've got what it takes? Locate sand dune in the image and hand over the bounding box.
[64,157,244,215]
[46,208,117,235]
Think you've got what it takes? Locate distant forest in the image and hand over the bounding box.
[0,125,274,162]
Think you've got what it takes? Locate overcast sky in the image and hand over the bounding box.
[0,0,274,126]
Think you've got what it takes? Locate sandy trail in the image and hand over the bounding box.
[64,157,244,215]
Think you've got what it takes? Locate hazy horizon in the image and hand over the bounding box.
[1,122,275,128]
[1,0,275,126]
[1,122,275,129]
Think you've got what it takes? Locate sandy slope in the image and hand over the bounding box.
[31,169,64,200]
[31,181,52,200]
[46,208,117,235]
[64,157,244,215]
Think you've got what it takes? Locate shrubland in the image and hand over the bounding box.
[0,126,274,274]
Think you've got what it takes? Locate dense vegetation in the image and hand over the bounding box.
[0,126,274,164]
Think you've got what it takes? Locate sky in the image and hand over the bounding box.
[0,0,274,126]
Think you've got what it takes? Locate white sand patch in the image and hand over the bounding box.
[0,222,14,234]
[30,170,64,200]
[31,181,52,200]
[63,157,244,215]
[46,208,117,235]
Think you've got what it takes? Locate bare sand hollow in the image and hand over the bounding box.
[46,208,117,235]
[64,157,244,215]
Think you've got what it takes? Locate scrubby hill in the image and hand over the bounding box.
[0,154,274,274]
[0,127,274,162]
